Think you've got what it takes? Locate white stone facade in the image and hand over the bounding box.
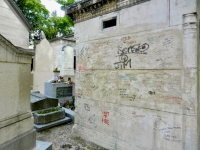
[68,0,200,149]
[0,0,31,49]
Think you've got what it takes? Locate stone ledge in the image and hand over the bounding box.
[0,34,34,64]
[32,140,52,150]
[34,117,72,131]
[0,112,32,129]
[0,129,36,150]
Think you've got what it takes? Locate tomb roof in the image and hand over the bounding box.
[65,0,150,23]
[6,0,33,31]
[0,34,34,56]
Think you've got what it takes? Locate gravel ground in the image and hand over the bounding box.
[36,122,107,150]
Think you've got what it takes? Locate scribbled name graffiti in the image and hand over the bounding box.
[114,43,149,69]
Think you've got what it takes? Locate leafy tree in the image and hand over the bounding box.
[56,0,75,10]
[13,0,74,44]
[42,15,74,40]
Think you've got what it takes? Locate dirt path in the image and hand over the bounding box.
[36,122,107,150]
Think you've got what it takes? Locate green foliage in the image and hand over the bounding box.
[75,136,81,141]
[13,0,49,28]
[37,107,61,114]
[43,15,74,40]
[56,0,75,9]
[13,0,74,44]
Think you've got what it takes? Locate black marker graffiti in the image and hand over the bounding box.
[149,91,156,95]
[114,43,149,69]
[118,43,149,55]
[84,103,90,111]
[79,45,90,59]
[114,55,131,69]
[88,114,97,128]
[92,85,98,91]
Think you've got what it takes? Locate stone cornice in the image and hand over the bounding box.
[0,34,34,64]
[65,0,150,23]
[0,34,34,56]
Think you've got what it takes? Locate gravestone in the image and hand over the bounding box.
[44,82,75,105]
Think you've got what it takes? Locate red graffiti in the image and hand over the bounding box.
[157,96,182,105]
[121,36,136,45]
[77,62,90,73]
[132,111,145,118]
[102,111,109,125]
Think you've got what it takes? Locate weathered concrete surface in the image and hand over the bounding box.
[70,0,200,149]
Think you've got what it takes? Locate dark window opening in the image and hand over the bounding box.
[103,17,117,29]
[31,58,33,71]
[74,56,76,70]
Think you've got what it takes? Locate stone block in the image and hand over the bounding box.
[62,107,74,121]
[0,129,36,150]
[33,107,65,125]
[32,140,52,150]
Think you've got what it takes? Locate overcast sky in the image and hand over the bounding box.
[41,0,64,17]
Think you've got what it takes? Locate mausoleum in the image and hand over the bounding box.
[66,0,200,149]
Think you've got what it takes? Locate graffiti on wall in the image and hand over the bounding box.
[102,111,109,125]
[88,114,97,128]
[114,43,149,69]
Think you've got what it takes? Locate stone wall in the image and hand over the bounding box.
[0,0,30,49]
[0,34,35,149]
[71,0,200,149]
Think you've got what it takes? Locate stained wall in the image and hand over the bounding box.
[72,0,200,149]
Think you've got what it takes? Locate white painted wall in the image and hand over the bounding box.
[0,0,30,48]
[72,0,200,149]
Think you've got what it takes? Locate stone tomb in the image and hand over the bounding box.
[44,82,75,105]
[0,34,51,150]
[31,91,71,131]
[31,91,58,111]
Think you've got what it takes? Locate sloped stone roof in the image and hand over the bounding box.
[6,0,33,30]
